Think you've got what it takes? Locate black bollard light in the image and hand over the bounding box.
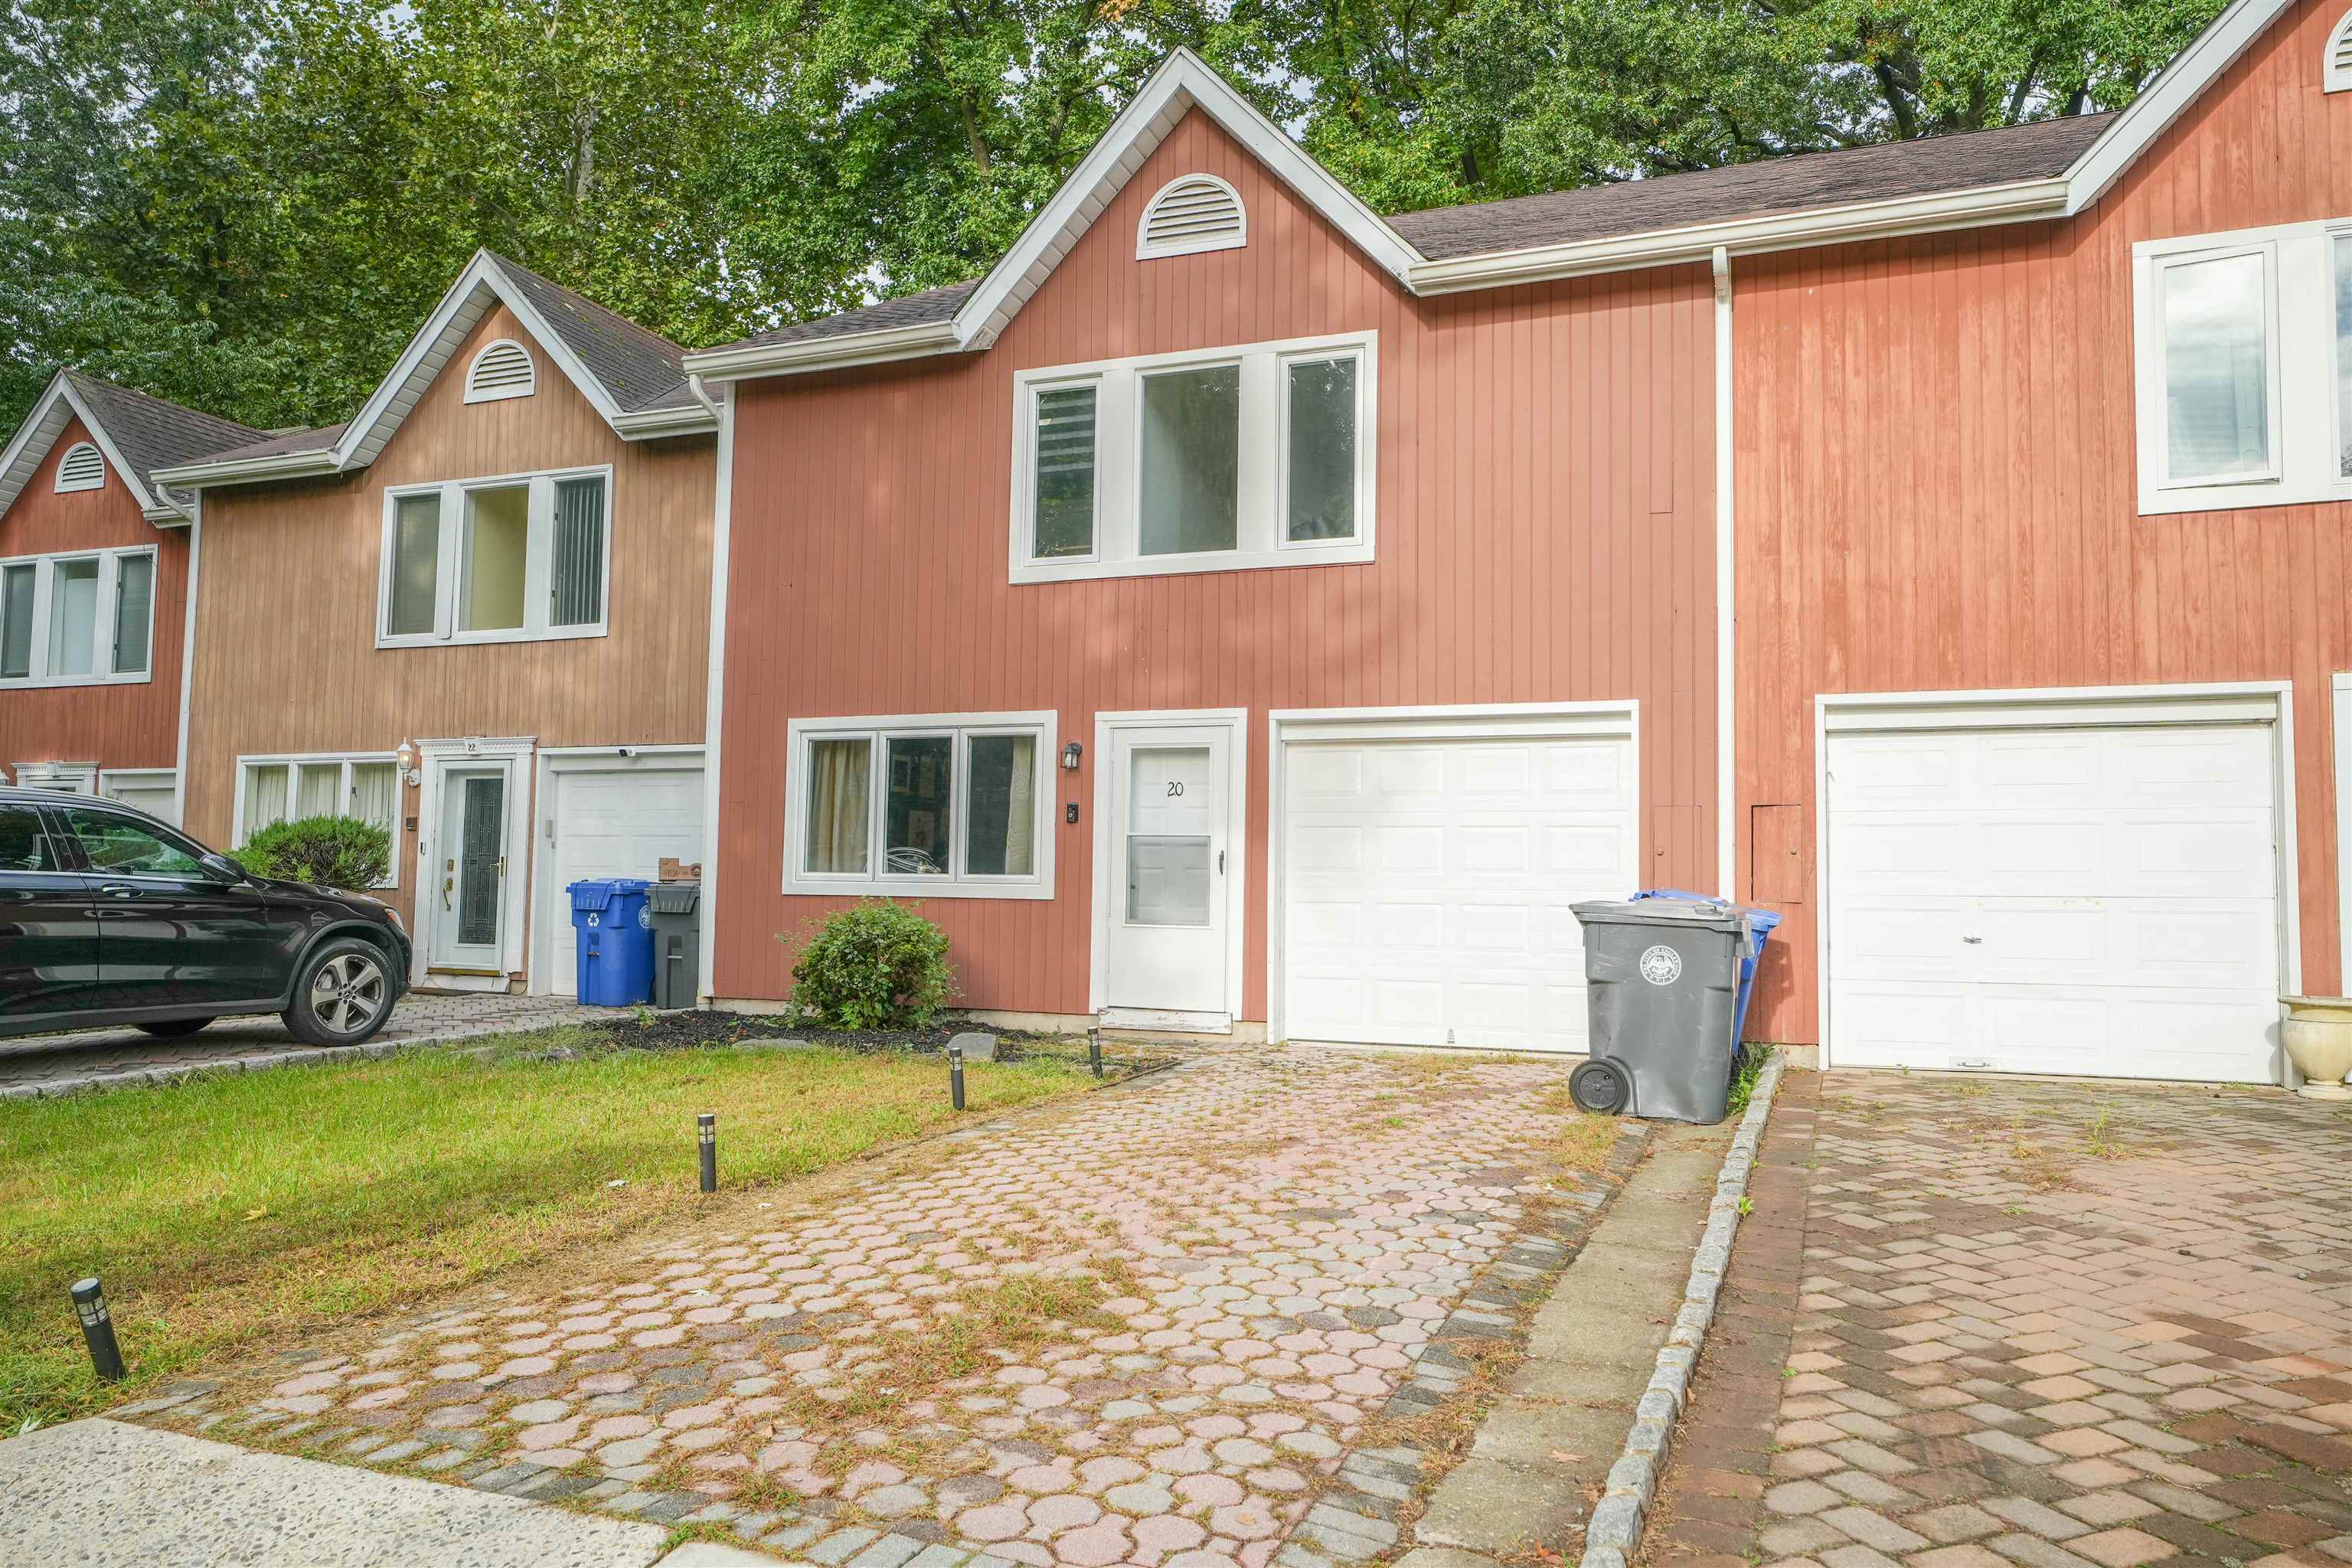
[1088,1026,1103,1079]
[70,1276,126,1382]
[949,1043,966,1112]
[697,1112,717,1193]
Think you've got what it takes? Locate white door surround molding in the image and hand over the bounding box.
[1266,700,1642,1048]
[1815,681,2298,1079]
[1089,708,1249,1031]
[412,735,535,991]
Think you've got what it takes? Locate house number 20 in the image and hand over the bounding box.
[1166,781,1184,797]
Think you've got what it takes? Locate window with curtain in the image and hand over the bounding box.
[111,552,153,675]
[0,548,154,685]
[237,753,403,886]
[0,563,31,679]
[789,716,1054,895]
[382,469,610,642]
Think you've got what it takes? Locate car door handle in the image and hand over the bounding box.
[95,884,142,900]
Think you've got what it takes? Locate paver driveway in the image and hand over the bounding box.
[1641,1071,2352,1568]
[133,1046,1619,1568]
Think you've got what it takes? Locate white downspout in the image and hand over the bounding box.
[1712,246,1736,901]
[172,494,203,828]
[694,375,735,1005]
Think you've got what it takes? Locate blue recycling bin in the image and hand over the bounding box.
[1628,890,1782,1046]
[569,878,656,1005]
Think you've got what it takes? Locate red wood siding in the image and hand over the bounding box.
[1735,0,2352,1041]
[715,109,1720,1018]
[0,414,188,773]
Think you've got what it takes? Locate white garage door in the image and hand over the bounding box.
[1281,726,1638,1051]
[542,760,704,997]
[1826,722,2280,1083]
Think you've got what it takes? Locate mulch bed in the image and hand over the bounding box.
[560,1009,1180,1076]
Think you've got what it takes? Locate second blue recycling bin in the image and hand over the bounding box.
[569,877,656,1005]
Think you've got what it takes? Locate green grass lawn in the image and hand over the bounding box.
[0,1033,1092,1430]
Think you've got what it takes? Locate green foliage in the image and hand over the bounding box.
[787,900,958,1031]
[235,815,392,891]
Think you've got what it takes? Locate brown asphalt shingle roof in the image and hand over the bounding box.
[63,373,268,505]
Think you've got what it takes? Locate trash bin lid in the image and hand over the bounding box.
[1629,888,1782,940]
[568,877,653,912]
[648,882,701,915]
[1570,897,1748,931]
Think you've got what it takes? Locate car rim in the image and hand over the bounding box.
[312,951,387,1035]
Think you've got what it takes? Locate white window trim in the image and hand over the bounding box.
[463,338,537,403]
[1009,330,1377,584]
[12,760,98,794]
[782,710,1058,900]
[2327,10,2352,94]
[1135,173,1247,260]
[377,463,614,648]
[231,750,405,889]
[0,546,158,688]
[2132,220,2349,514]
[54,441,106,493]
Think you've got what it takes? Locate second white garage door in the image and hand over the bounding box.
[540,758,705,997]
[1826,720,2282,1083]
[1279,719,1638,1051]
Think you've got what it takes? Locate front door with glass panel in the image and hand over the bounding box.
[1105,725,1230,1018]
[430,766,508,971]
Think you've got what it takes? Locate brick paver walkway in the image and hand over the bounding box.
[1640,1071,2352,1568]
[132,1047,1620,1568]
[0,991,621,1096]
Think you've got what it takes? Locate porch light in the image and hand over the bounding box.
[1062,741,1083,771]
[395,740,420,787]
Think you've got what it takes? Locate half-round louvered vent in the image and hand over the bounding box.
[464,338,537,403]
[1136,174,1247,260]
[54,441,106,493]
[2329,10,2352,92]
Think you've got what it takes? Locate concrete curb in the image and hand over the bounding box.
[1577,1054,1785,1568]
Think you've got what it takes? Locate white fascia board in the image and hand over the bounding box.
[682,318,964,383]
[1409,176,2071,293]
[2062,0,2290,214]
[149,446,341,491]
[609,401,720,439]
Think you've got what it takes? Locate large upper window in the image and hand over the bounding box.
[379,468,609,645]
[2132,221,2352,514]
[1011,332,1376,583]
[235,753,402,887]
[0,547,155,688]
[783,711,1057,899]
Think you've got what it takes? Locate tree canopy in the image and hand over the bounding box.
[0,0,2230,436]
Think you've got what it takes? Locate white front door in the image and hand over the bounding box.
[1104,725,1233,1021]
[1826,720,2282,1083]
[431,765,512,972]
[542,760,704,995]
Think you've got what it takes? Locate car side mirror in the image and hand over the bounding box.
[201,853,249,884]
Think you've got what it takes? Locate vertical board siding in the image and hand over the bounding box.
[0,415,188,772]
[717,109,1720,1018]
[184,303,716,937]
[1736,0,2352,1041]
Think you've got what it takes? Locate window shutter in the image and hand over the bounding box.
[1137,175,1247,259]
[550,475,606,627]
[54,442,106,492]
[464,339,537,402]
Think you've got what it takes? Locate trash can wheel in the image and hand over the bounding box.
[1569,1057,1633,1116]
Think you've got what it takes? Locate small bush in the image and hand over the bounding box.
[787,900,957,1031]
[236,815,391,890]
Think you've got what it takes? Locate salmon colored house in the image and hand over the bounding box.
[151,252,720,997]
[690,1,2352,1086]
[0,371,262,818]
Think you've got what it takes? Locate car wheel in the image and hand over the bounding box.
[136,1018,215,1038]
[283,938,397,1047]
[1568,1057,1633,1116]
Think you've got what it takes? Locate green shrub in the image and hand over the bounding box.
[236,815,392,891]
[787,900,957,1031]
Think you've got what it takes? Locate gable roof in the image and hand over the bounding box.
[0,370,266,525]
[688,0,2295,379]
[153,250,715,491]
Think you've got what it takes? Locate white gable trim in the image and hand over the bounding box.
[0,371,176,525]
[2063,0,2292,212]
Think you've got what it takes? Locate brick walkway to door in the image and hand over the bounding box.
[1640,1071,2352,1568]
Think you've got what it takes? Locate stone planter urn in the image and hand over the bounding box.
[2279,996,2352,1099]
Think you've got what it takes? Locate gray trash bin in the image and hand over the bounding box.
[1568,897,1755,1124]
[648,881,701,1010]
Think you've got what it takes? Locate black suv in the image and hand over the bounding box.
[0,786,410,1046]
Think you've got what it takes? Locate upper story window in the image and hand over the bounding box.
[464,338,537,403]
[782,710,1057,900]
[1010,330,1376,584]
[0,547,155,688]
[54,442,106,493]
[379,466,609,646]
[1136,175,1246,259]
[2133,220,2352,515]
